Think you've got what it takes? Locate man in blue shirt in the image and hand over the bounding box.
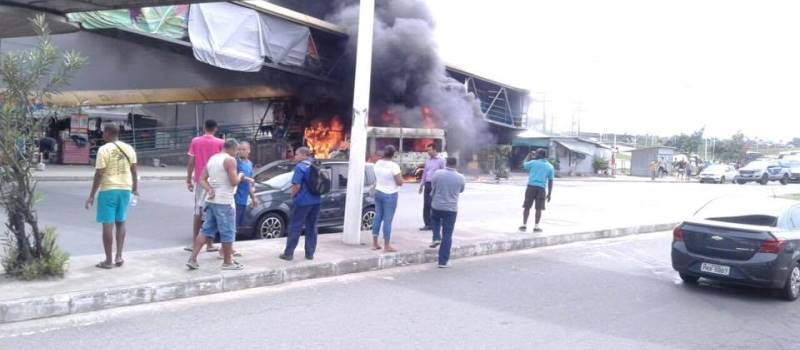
[520,149,554,233]
[234,141,257,226]
[280,147,322,261]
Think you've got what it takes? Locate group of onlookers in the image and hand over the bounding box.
[84,119,558,272]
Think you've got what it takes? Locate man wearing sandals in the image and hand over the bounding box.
[186,139,252,271]
[186,119,224,253]
[85,124,138,269]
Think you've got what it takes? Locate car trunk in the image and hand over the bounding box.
[681,222,775,261]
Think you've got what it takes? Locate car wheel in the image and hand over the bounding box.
[361,206,376,231]
[719,176,726,184]
[780,175,789,186]
[679,273,699,284]
[782,263,800,301]
[759,174,769,185]
[256,213,285,239]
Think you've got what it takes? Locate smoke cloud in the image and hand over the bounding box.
[325,0,494,153]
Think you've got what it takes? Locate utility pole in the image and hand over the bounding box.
[342,0,374,245]
[532,92,551,133]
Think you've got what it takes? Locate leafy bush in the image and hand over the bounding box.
[0,15,83,279]
[3,228,69,280]
[593,158,610,173]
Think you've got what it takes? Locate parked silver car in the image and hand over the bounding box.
[698,164,738,184]
[672,196,800,300]
[735,160,791,185]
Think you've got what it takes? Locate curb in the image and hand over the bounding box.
[0,222,678,324]
[34,176,185,182]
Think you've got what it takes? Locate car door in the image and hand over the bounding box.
[766,161,783,179]
[327,164,376,225]
[325,164,349,223]
[316,165,337,225]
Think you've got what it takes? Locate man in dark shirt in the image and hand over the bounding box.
[280,147,321,261]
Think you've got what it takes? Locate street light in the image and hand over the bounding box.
[342,0,375,245]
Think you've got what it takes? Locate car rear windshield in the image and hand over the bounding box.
[704,215,778,226]
[695,199,780,227]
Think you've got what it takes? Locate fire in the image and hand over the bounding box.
[422,106,436,129]
[412,138,435,152]
[377,110,402,127]
[304,115,349,159]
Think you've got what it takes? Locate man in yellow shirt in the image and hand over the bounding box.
[85,124,138,269]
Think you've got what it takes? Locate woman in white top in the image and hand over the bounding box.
[372,145,404,252]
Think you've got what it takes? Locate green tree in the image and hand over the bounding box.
[714,132,747,162]
[0,16,86,279]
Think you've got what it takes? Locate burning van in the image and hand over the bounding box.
[366,126,447,177]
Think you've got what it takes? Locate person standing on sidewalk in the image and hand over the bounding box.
[235,141,258,227]
[519,149,554,233]
[280,147,322,261]
[85,124,138,269]
[186,139,249,271]
[419,143,445,233]
[430,157,465,268]
[185,119,224,253]
[372,145,404,252]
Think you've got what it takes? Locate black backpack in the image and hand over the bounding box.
[305,160,330,196]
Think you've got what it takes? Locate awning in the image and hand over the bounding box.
[512,138,549,148]
[553,139,597,156]
[188,2,311,72]
[47,85,291,107]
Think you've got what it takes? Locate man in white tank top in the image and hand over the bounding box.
[186,139,252,270]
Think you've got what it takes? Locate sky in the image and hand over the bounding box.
[426,0,800,142]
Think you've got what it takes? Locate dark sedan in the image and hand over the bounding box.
[672,196,800,300]
[237,160,376,240]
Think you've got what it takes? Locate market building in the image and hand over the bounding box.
[0,1,529,169]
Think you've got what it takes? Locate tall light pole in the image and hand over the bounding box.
[342,0,375,245]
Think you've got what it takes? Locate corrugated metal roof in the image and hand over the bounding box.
[554,139,597,156]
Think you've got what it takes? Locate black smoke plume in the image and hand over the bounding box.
[327,0,493,153]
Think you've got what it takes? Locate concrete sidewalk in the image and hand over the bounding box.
[0,221,677,324]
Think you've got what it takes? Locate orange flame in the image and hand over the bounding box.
[304,115,349,159]
[422,106,436,129]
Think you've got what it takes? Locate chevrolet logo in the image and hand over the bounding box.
[710,235,724,241]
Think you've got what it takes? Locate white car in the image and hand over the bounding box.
[698,164,738,184]
[784,157,800,183]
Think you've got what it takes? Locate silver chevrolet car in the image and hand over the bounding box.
[671,196,800,300]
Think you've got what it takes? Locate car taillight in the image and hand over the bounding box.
[759,239,785,254]
[673,227,683,241]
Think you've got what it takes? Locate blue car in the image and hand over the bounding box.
[238,160,377,240]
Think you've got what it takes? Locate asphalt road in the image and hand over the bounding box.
[2,179,796,256]
[1,232,797,349]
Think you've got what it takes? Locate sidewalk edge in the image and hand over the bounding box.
[0,222,679,324]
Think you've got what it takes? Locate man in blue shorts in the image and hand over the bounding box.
[520,149,554,233]
[85,124,138,269]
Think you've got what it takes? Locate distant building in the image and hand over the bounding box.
[630,147,675,177]
[512,134,613,176]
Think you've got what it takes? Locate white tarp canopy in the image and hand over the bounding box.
[188,2,310,72]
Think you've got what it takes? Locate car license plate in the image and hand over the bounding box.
[700,262,730,276]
